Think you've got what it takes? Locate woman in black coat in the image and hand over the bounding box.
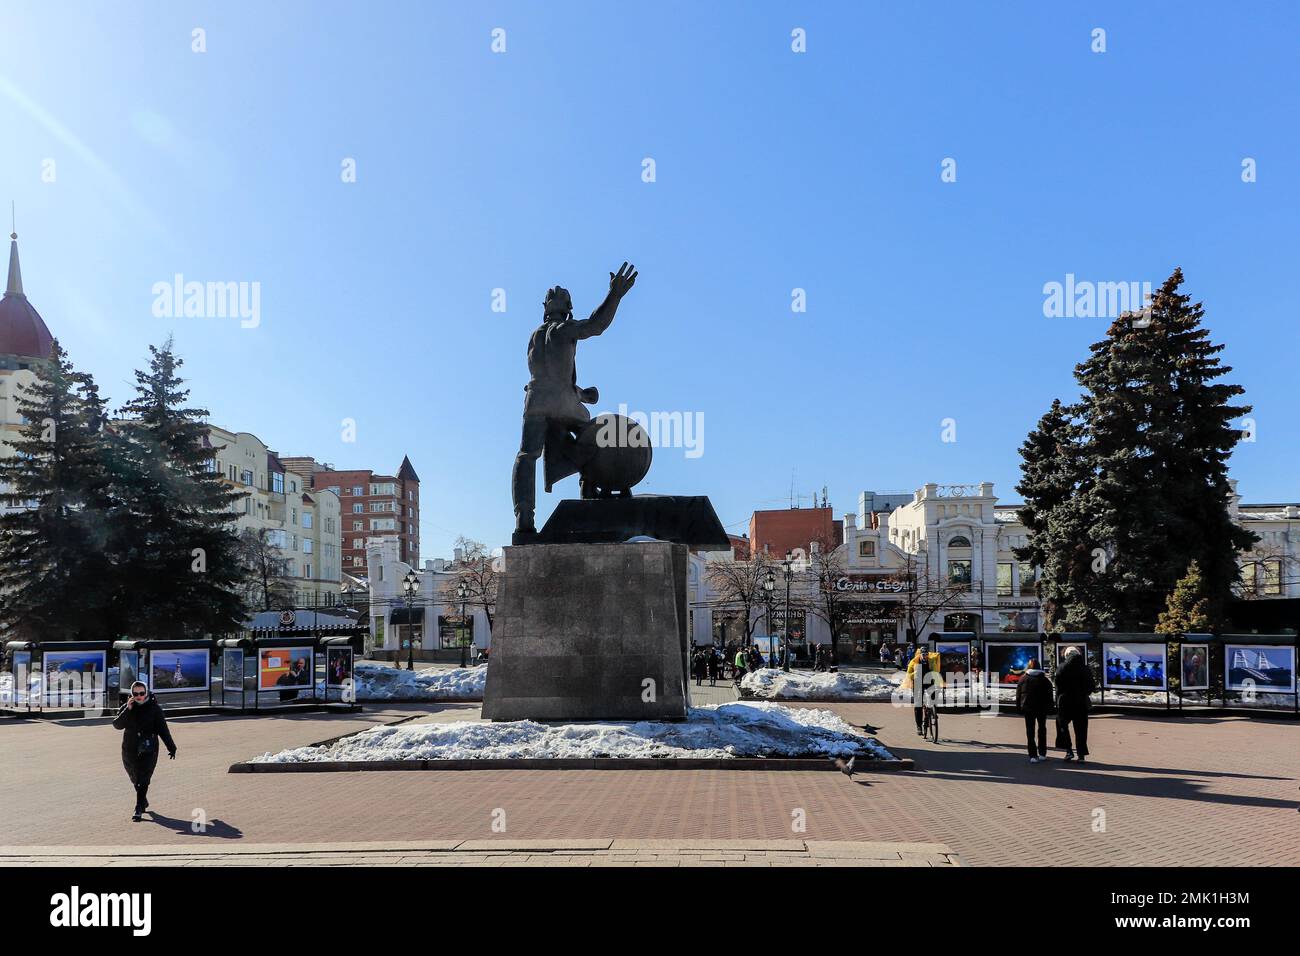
[113,681,178,821]
[1054,647,1095,761]
[1014,660,1054,762]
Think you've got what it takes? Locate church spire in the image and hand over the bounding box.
[6,202,22,297]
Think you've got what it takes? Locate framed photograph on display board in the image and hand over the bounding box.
[151,648,210,693]
[984,643,1043,688]
[1102,643,1167,690]
[935,641,971,681]
[1180,644,1210,691]
[10,651,32,705]
[222,649,244,694]
[118,651,140,695]
[42,650,106,707]
[1055,643,1087,670]
[326,647,354,689]
[1225,644,1295,693]
[259,647,314,692]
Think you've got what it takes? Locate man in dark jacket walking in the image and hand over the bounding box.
[1015,659,1054,763]
[113,681,178,821]
[1054,646,1094,761]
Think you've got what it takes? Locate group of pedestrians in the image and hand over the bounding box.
[691,646,726,686]
[1015,646,1094,764]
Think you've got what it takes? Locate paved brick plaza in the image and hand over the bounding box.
[1,694,1296,866]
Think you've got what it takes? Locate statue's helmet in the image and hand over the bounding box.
[544,286,572,318]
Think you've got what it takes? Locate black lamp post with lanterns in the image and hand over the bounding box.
[763,567,775,667]
[456,579,470,668]
[782,551,794,672]
[402,570,420,671]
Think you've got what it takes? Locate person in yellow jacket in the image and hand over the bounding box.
[902,647,943,735]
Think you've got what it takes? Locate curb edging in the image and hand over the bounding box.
[229,755,914,773]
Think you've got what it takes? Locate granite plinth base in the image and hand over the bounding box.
[482,541,690,721]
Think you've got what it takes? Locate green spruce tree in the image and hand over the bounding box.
[0,340,117,640]
[1155,561,1211,634]
[1018,269,1255,631]
[114,338,249,637]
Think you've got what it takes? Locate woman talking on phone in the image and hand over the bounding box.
[112,680,178,821]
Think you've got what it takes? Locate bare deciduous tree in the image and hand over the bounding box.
[889,549,971,644]
[704,554,776,648]
[236,528,295,612]
[805,530,849,667]
[450,536,499,631]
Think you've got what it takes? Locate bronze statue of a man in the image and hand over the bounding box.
[512,262,638,534]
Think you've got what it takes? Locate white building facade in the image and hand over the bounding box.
[688,480,1297,664]
[365,537,494,658]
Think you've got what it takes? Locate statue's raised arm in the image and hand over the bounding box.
[565,262,638,340]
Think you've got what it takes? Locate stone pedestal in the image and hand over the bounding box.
[482,541,690,721]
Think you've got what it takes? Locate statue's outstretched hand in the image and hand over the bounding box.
[609,262,638,299]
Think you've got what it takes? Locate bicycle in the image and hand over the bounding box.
[921,697,940,743]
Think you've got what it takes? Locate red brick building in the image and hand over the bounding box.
[748,507,842,559]
[279,455,420,573]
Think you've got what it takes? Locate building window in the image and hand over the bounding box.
[272,472,284,495]
[1258,560,1282,596]
[353,521,363,531]
[291,507,298,525]
[997,562,1013,596]
[303,513,313,529]
[948,560,972,588]
[327,486,340,495]
[240,469,254,485]
[858,540,876,558]
[304,563,312,579]
[303,539,313,554]
[948,535,972,549]
[352,504,363,513]
[352,485,364,496]
[1019,564,1036,596]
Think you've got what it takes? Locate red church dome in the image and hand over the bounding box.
[0,233,55,360]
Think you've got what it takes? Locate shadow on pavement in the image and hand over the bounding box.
[144,812,244,840]
[889,744,1297,811]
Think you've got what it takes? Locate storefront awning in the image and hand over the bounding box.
[388,607,423,627]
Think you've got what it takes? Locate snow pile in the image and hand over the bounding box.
[741,668,897,701]
[251,701,894,763]
[346,663,486,701]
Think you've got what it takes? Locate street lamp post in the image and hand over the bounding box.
[782,551,794,672]
[402,570,420,671]
[763,568,776,669]
[456,579,469,668]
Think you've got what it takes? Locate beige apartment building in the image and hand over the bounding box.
[205,426,343,606]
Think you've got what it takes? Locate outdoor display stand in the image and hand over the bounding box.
[1096,633,1173,711]
[980,635,1046,697]
[112,639,217,714]
[320,636,357,704]
[1038,631,1298,718]
[226,633,360,713]
[927,631,977,707]
[1,640,113,717]
[1182,633,1299,716]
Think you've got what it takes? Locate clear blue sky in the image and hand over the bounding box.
[2,1,1297,558]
